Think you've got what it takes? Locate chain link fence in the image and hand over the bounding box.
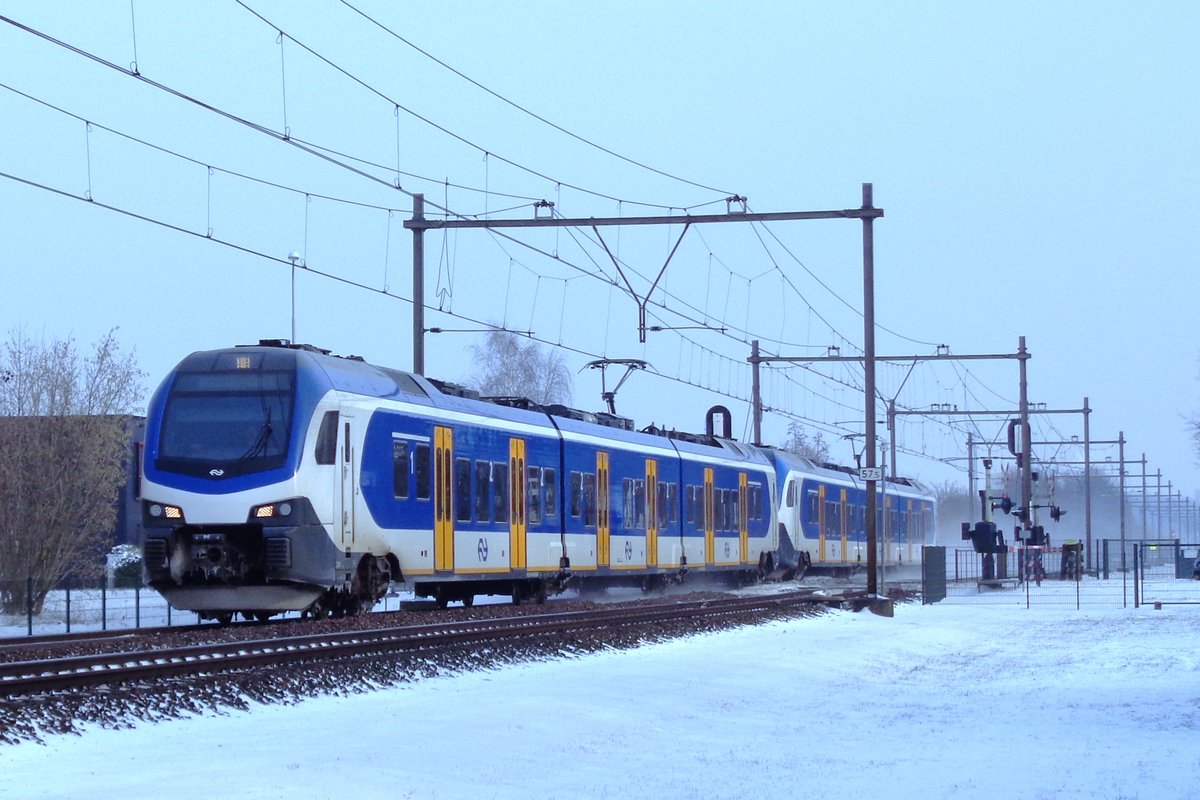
[922,543,1200,608]
[0,576,412,637]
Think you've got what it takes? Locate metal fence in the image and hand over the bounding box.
[1136,542,1200,606]
[924,545,1188,608]
[0,577,411,638]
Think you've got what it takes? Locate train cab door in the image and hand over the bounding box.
[738,472,749,564]
[509,438,527,570]
[596,451,611,567]
[704,467,715,565]
[645,459,658,568]
[433,426,454,572]
[340,415,356,547]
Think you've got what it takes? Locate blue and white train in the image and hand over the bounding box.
[140,341,935,621]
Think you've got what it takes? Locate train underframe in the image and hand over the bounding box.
[143,523,395,624]
[144,524,803,620]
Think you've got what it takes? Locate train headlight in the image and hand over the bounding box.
[250,499,297,521]
[145,501,184,525]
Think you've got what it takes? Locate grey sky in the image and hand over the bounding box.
[1,1,1197,510]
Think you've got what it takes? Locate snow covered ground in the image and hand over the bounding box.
[2,586,1197,800]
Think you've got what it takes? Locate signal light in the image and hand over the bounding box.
[1050,505,1066,522]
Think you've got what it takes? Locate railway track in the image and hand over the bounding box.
[0,588,863,697]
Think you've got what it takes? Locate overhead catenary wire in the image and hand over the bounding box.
[336,0,736,198]
[234,1,729,212]
[0,10,1021,471]
[0,16,930,362]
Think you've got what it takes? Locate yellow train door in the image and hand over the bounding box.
[597,451,611,567]
[840,487,848,563]
[883,495,893,563]
[818,483,827,562]
[739,472,749,564]
[645,458,658,567]
[434,426,454,572]
[509,438,527,570]
[704,467,715,565]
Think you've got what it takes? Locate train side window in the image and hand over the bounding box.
[475,461,491,523]
[543,468,557,519]
[492,462,508,523]
[454,458,472,522]
[731,490,740,530]
[685,485,695,525]
[622,478,634,530]
[527,466,542,525]
[315,411,338,465]
[415,443,431,500]
[583,473,597,527]
[784,479,795,508]
[657,482,669,529]
[666,482,677,525]
[392,440,410,499]
[634,479,646,530]
[570,471,582,518]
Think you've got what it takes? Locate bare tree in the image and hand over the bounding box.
[468,329,573,405]
[780,421,831,462]
[0,329,144,613]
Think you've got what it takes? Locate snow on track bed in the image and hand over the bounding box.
[0,586,871,743]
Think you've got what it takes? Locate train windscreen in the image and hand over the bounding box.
[157,369,295,478]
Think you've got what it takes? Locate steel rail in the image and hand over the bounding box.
[0,590,853,697]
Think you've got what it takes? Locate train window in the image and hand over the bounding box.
[543,468,557,519]
[492,462,508,522]
[808,491,819,522]
[527,466,542,525]
[475,461,491,523]
[657,482,669,529]
[570,471,582,518]
[666,483,677,524]
[315,411,338,465]
[455,458,472,522]
[634,479,646,530]
[583,473,597,527]
[731,490,741,531]
[415,444,431,500]
[685,485,695,525]
[785,479,796,508]
[622,479,634,530]
[392,440,410,498]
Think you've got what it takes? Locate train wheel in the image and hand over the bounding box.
[461,594,475,608]
[306,598,326,620]
[215,612,233,626]
[435,586,449,609]
[254,612,272,623]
